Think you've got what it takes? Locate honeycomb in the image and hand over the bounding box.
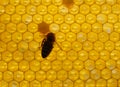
[0,0,120,87]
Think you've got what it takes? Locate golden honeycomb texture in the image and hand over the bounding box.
[0,0,120,87]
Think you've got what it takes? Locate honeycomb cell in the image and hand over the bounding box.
[54,14,64,24]
[83,41,93,51]
[68,69,79,81]
[101,68,112,79]
[48,5,57,15]
[96,59,105,70]
[0,5,5,15]
[100,50,110,61]
[94,41,104,52]
[9,81,19,87]
[49,23,59,33]
[23,32,33,42]
[57,70,67,81]
[88,32,98,42]
[80,69,90,80]
[10,0,20,6]
[20,0,30,6]
[108,13,118,23]
[92,23,102,33]
[91,69,100,80]
[35,50,43,61]
[99,32,109,42]
[112,68,120,79]
[16,5,26,15]
[0,23,5,33]
[78,50,88,61]
[46,70,56,81]
[58,5,68,15]
[6,23,16,33]
[42,80,51,87]
[52,80,62,87]
[97,13,107,24]
[115,41,120,51]
[106,59,116,70]
[71,23,80,33]
[14,71,24,82]
[41,60,51,71]
[5,5,15,14]
[12,32,22,43]
[101,4,111,14]
[89,50,99,61]
[65,14,74,24]
[96,79,106,87]
[56,32,65,42]
[74,0,83,5]
[25,70,35,81]
[69,5,79,15]
[30,60,40,72]
[114,22,120,33]
[77,32,87,42]
[0,61,7,72]
[63,79,73,87]
[31,0,41,5]
[18,41,28,52]
[91,4,100,14]
[75,14,85,24]
[22,14,32,24]
[8,60,18,72]
[0,80,8,87]
[17,23,27,33]
[29,40,39,52]
[0,41,6,52]
[30,80,41,87]
[3,71,13,82]
[24,50,34,61]
[0,0,9,5]
[85,0,94,5]
[72,41,82,52]
[60,23,70,33]
[110,32,119,42]
[105,41,114,52]
[19,60,29,72]
[34,32,43,43]
[36,70,46,81]
[52,0,62,6]
[20,80,29,87]
[52,60,62,71]
[66,32,76,42]
[42,0,51,5]
[67,50,77,61]
[63,60,72,71]
[86,13,96,24]
[0,14,10,24]
[74,79,84,87]
[7,41,17,52]
[80,4,90,15]
[61,41,71,51]
[37,5,47,15]
[106,0,116,5]
[81,23,91,33]
[2,51,12,62]
[28,23,38,33]
[33,14,42,24]
[86,79,95,87]
[107,78,117,87]
[62,0,74,8]
[43,14,53,24]
[73,60,84,71]
[85,59,95,70]
[112,4,120,14]
[11,14,21,24]
[111,50,120,60]
[26,5,36,15]
[1,31,11,43]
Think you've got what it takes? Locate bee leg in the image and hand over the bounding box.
[55,42,63,50]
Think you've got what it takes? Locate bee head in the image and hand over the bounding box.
[47,33,55,42]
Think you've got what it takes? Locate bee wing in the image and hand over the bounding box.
[55,42,63,50]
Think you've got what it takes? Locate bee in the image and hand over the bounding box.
[41,32,55,58]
